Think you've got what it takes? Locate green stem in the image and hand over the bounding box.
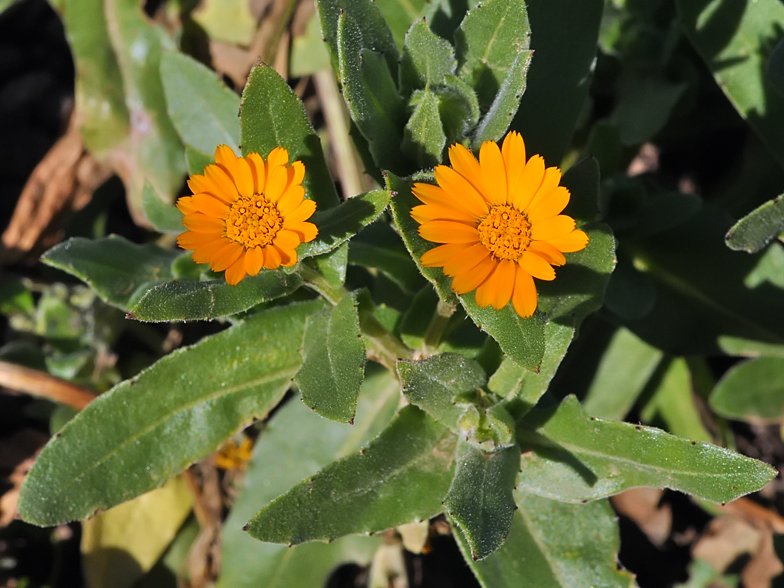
[423,299,456,352]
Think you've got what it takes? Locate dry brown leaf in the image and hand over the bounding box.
[0,429,48,527]
[612,488,673,547]
[693,516,761,573]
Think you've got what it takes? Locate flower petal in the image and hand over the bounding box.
[451,256,496,295]
[519,251,555,281]
[211,241,244,272]
[176,196,196,214]
[265,164,288,202]
[479,140,508,205]
[527,240,566,266]
[420,243,467,267]
[419,220,480,243]
[183,213,226,233]
[191,193,230,218]
[283,199,317,225]
[513,155,545,211]
[491,259,516,309]
[443,242,490,277]
[188,173,233,204]
[214,144,238,167]
[287,221,318,243]
[231,156,255,199]
[475,264,502,308]
[191,237,230,264]
[411,203,476,224]
[512,266,537,318]
[527,186,570,223]
[245,246,265,276]
[263,244,282,269]
[225,255,248,285]
[277,245,297,267]
[286,161,305,189]
[530,215,576,241]
[273,229,300,251]
[502,131,526,197]
[526,166,562,212]
[178,230,221,250]
[434,165,490,218]
[277,184,305,216]
[547,230,589,253]
[205,164,240,203]
[248,152,266,194]
[448,143,484,194]
[266,147,289,171]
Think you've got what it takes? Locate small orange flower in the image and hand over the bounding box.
[411,131,588,318]
[176,145,318,285]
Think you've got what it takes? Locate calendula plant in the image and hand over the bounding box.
[12,0,784,585]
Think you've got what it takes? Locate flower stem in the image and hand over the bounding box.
[423,299,456,352]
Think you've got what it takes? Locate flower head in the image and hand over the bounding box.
[411,131,588,317]
[177,145,317,285]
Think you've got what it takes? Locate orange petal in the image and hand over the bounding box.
[263,244,282,269]
[277,184,305,216]
[411,203,476,224]
[211,241,244,272]
[231,156,255,199]
[475,264,502,308]
[527,241,566,266]
[491,259,516,309]
[530,215,576,241]
[434,166,490,218]
[225,255,248,285]
[192,237,230,264]
[286,161,305,189]
[176,196,196,215]
[287,221,318,243]
[245,246,265,276]
[178,230,222,250]
[443,242,490,277]
[265,164,288,203]
[448,143,484,193]
[513,155,545,211]
[519,251,555,281]
[547,230,589,253]
[502,131,526,197]
[527,186,570,223]
[191,193,230,218]
[412,183,458,209]
[188,174,233,204]
[479,141,508,205]
[283,199,317,225]
[205,164,239,203]
[419,220,480,243]
[526,167,562,212]
[277,245,297,267]
[248,152,266,194]
[214,145,238,167]
[452,256,496,296]
[512,267,537,318]
[273,229,300,251]
[266,147,289,172]
[183,213,226,233]
[420,243,467,267]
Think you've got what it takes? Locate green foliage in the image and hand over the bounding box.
[710,357,784,422]
[725,193,784,253]
[141,181,184,234]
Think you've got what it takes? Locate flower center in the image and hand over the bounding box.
[225,193,283,248]
[477,205,532,261]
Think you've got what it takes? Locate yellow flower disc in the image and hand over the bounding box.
[411,131,589,318]
[176,145,318,285]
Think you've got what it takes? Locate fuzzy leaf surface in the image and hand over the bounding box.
[297,294,366,423]
[141,181,184,234]
[725,194,784,253]
[516,396,777,504]
[710,357,784,423]
[399,19,457,96]
[246,405,457,544]
[18,301,324,526]
[402,88,447,168]
[240,63,340,209]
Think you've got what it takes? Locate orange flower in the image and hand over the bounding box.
[411,131,588,318]
[176,145,318,285]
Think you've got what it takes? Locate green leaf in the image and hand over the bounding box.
[217,366,400,588]
[376,0,429,49]
[397,353,487,431]
[455,0,531,110]
[399,18,457,97]
[444,440,520,561]
[402,88,447,168]
[338,13,410,174]
[677,0,784,169]
[455,493,636,588]
[612,74,687,146]
[129,271,304,322]
[191,0,256,46]
[240,64,340,210]
[316,0,399,76]
[297,294,366,423]
[299,189,392,258]
[471,50,533,148]
[246,405,457,544]
[185,144,213,175]
[307,243,349,288]
[725,193,784,253]
[710,356,784,423]
[41,236,180,311]
[290,12,332,77]
[104,0,185,212]
[349,221,424,295]
[516,395,776,504]
[437,75,481,143]
[768,38,784,95]
[582,327,664,421]
[512,0,603,164]
[141,181,184,234]
[18,301,325,526]
[160,51,240,154]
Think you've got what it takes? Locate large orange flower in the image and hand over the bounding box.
[411,131,588,318]
[176,145,318,285]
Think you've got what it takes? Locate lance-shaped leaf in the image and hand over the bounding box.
[710,357,784,423]
[438,75,481,143]
[299,189,392,258]
[296,294,366,423]
[240,64,340,210]
[455,0,531,110]
[246,405,457,544]
[141,181,184,234]
[444,440,520,561]
[129,271,303,322]
[307,243,349,288]
[397,353,487,431]
[726,193,784,253]
[217,367,400,588]
[516,395,777,504]
[399,19,457,97]
[338,13,410,174]
[41,236,180,311]
[185,144,212,175]
[349,221,424,295]
[160,51,240,154]
[376,0,429,49]
[471,50,532,148]
[18,301,325,526]
[402,88,447,168]
[455,493,636,588]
